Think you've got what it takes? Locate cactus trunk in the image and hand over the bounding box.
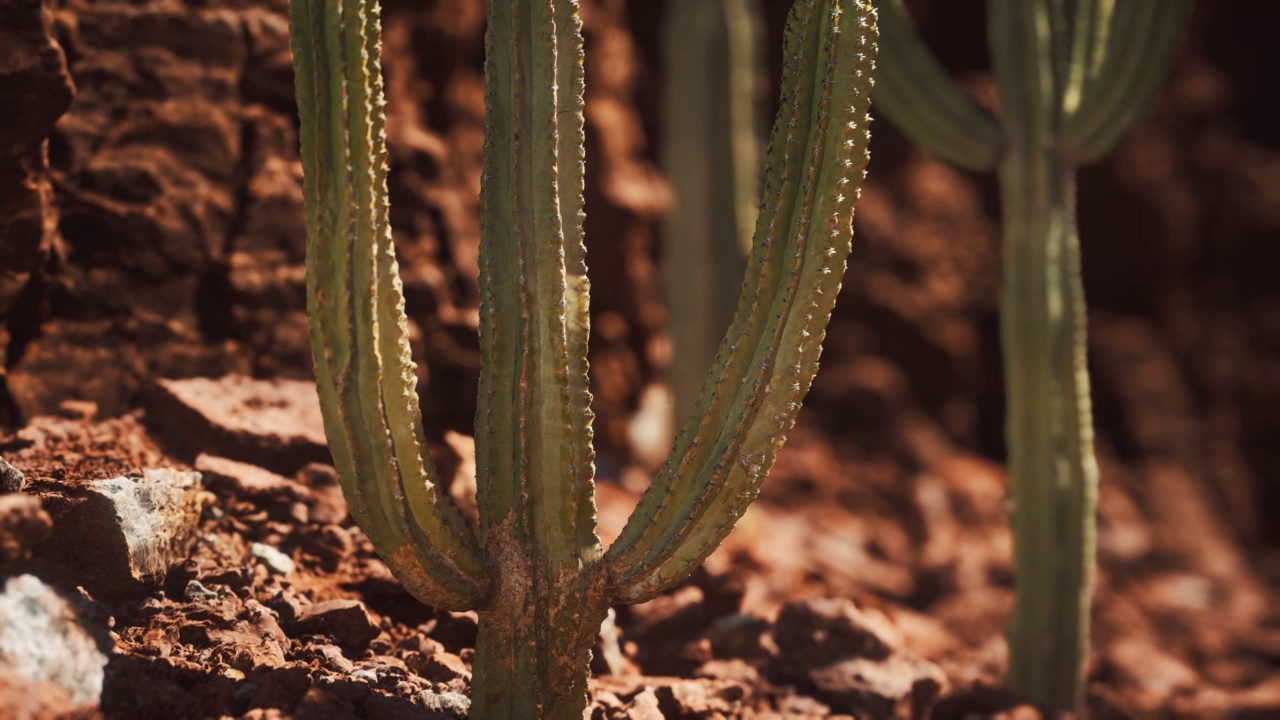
[989,1,1097,710]
[472,0,605,716]
[662,0,764,420]
[472,589,607,719]
[994,79,1096,717]
[998,151,1095,712]
[874,0,1190,711]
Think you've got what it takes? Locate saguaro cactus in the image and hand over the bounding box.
[662,0,765,420]
[873,0,1192,712]
[288,0,877,716]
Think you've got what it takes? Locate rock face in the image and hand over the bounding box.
[33,468,206,600]
[0,574,112,712]
[0,0,74,427]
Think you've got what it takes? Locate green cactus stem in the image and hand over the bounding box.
[662,0,765,421]
[289,0,876,716]
[872,0,1001,171]
[874,0,1191,712]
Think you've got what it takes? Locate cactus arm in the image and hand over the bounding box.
[662,0,764,421]
[1062,0,1111,118]
[988,0,1096,711]
[471,0,606,716]
[555,0,598,548]
[608,0,877,605]
[872,0,1002,171]
[289,0,486,611]
[1061,0,1193,165]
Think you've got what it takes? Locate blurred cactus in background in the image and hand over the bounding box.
[874,0,1193,712]
[289,0,878,715]
[661,0,765,421]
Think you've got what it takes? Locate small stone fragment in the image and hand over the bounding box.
[414,652,471,684]
[0,494,52,569]
[0,575,111,709]
[293,599,380,651]
[623,688,664,720]
[196,454,307,513]
[317,644,357,674]
[32,468,205,600]
[146,375,330,474]
[0,457,24,493]
[420,690,470,716]
[252,542,296,575]
[184,579,221,602]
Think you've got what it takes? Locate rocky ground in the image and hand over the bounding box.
[0,0,1277,718]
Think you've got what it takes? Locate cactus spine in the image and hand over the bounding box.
[289,0,877,716]
[662,0,765,420]
[874,0,1192,712]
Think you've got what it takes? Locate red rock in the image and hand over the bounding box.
[146,375,330,475]
[293,600,381,652]
[414,652,471,685]
[32,468,206,600]
[770,598,947,720]
[0,0,73,425]
[196,454,307,510]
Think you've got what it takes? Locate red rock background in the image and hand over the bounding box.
[0,0,1277,717]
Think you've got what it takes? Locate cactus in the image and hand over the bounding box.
[288,0,877,716]
[873,0,1192,712]
[661,0,765,420]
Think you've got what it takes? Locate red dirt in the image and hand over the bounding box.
[0,0,1276,718]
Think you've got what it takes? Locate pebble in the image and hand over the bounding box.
[420,690,471,716]
[184,579,221,602]
[293,599,380,651]
[0,458,24,493]
[251,542,295,575]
